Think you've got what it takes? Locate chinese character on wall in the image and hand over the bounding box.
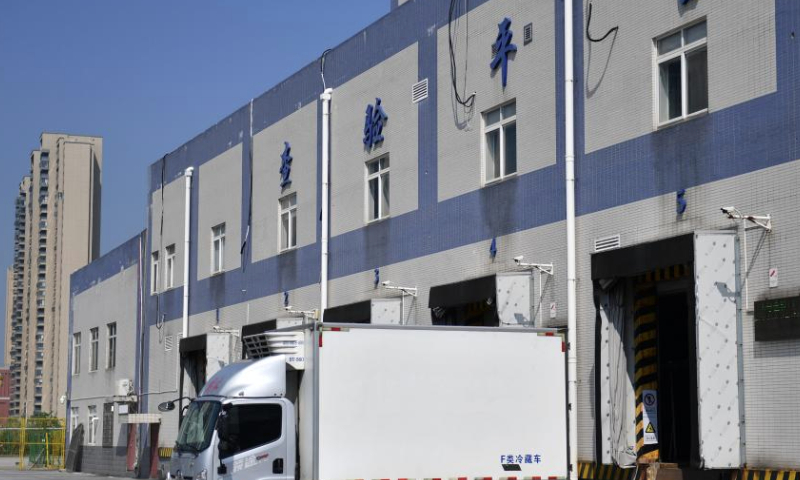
[490,17,517,88]
[363,98,388,149]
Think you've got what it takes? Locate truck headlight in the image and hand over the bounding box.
[196,468,208,480]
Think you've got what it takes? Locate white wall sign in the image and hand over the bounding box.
[769,267,778,288]
[642,389,658,445]
[550,302,557,319]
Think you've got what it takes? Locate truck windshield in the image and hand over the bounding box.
[175,400,220,453]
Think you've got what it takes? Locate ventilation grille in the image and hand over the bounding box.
[164,334,174,351]
[412,78,428,103]
[524,23,533,44]
[594,234,621,252]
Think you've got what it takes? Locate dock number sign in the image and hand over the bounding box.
[643,390,658,445]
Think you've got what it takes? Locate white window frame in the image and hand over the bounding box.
[151,251,159,294]
[279,194,297,252]
[70,407,79,433]
[106,322,116,370]
[653,20,708,128]
[481,100,518,185]
[365,156,390,223]
[72,333,81,375]
[165,244,176,289]
[211,223,226,274]
[89,327,99,372]
[87,406,98,445]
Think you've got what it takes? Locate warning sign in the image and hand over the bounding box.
[642,389,658,445]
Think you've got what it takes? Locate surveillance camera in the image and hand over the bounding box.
[381,281,391,286]
[721,206,735,216]
[513,256,524,265]
[284,305,293,311]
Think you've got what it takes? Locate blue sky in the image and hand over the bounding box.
[0,1,389,363]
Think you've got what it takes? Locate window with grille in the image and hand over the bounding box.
[482,101,517,184]
[72,333,81,375]
[656,21,707,125]
[279,194,297,251]
[211,224,226,273]
[90,328,99,372]
[103,403,113,447]
[366,156,390,222]
[106,323,116,369]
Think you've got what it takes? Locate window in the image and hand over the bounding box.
[72,333,81,375]
[151,251,159,294]
[70,407,79,434]
[279,194,297,251]
[165,244,176,289]
[102,403,114,447]
[656,21,707,125]
[106,323,116,369]
[89,328,99,372]
[218,403,283,459]
[366,156,390,222]
[211,224,225,274]
[483,101,517,183]
[87,406,98,445]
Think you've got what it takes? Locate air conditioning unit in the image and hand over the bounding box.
[116,378,133,397]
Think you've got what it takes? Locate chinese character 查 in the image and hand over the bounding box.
[490,17,517,88]
[279,142,292,188]
[363,98,388,149]
[524,454,533,464]
[533,454,542,464]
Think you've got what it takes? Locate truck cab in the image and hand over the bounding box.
[167,356,296,480]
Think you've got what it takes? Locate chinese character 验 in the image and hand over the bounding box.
[363,98,388,149]
[279,142,292,188]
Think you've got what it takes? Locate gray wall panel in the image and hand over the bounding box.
[583,0,776,153]
[71,264,138,449]
[330,43,419,237]
[436,0,556,202]
[197,144,243,280]
[252,102,318,261]
[150,180,185,292]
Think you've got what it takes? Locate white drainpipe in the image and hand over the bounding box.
[182,166,194,338]
[320,88,333,321]
[564,0,578,479]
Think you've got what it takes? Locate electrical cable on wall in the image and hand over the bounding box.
[320,48,333,90]
[449,0,476,109]
[586,2,618,43]
[156,156,166,342]
[240,99,254,272]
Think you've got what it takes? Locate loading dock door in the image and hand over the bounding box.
[693,231,741,468]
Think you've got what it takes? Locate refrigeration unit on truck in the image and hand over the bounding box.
[163,323,568,480]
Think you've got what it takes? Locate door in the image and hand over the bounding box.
[217,400,294,480]
[693,231,741,468]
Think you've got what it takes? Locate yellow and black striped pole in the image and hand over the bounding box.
[634,278,658,462]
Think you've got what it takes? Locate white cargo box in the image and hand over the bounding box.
[303,325,568,480]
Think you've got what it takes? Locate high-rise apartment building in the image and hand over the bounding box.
[5,133,102,417]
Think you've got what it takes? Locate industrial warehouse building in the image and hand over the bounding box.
[67,0,799,477]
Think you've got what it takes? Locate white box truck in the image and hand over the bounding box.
[164,323,567,480]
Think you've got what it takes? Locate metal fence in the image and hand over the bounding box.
[0,417,66,470]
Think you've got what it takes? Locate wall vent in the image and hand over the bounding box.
[594,234,621,252]
[164,334,174,351]
[524,23,533,44]
[412,78,429,103]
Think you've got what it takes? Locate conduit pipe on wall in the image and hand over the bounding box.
[564,0,578,478]
[320,88,333,321]
[182,167,194,338]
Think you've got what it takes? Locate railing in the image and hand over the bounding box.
[0,417,66,470]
